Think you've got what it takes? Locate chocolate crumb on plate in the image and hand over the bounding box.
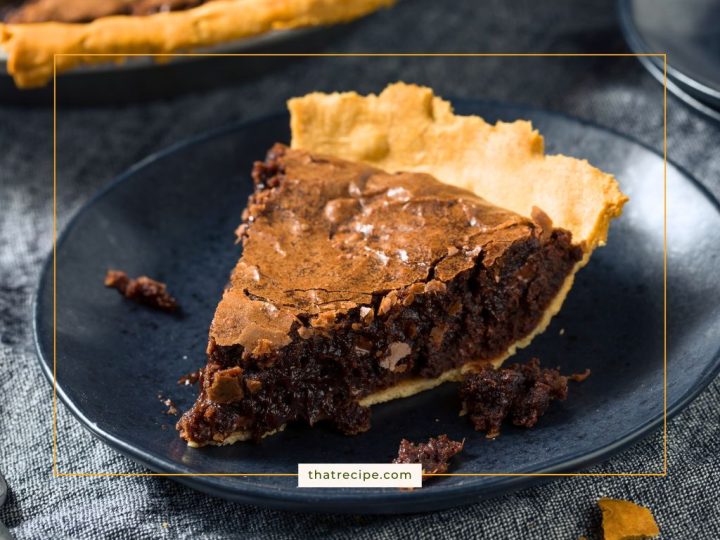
[177,369,202,386]
[568,368,592,382]
[158,394,179,416]
[163,399,178,416]
[105,269,178,312]
[459,358,590,438]
[393,434,464,474]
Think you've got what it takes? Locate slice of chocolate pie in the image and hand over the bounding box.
[177,144,588,446]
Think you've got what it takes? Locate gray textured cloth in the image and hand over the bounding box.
[2,0,720,538]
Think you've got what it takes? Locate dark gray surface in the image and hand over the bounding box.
[1,0,720,537]
[0,470,9,539]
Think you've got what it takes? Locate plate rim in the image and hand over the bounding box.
[33,101,720,512]
[618,0,720,115]
[634,54,720,124]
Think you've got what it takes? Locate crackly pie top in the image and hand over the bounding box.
[289,82,629,254]
[1,0,214,23]
[210,144,548,353]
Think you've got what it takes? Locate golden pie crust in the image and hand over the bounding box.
[0,0,395,88]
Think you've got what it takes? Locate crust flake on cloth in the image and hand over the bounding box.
[598,498,660,540]
[0,0,395,88]
[289,81,628,256]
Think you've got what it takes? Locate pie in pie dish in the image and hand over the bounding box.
[0,0,394,88]
[176,84,628,446]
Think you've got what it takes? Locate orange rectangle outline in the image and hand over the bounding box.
[52,52,668,479]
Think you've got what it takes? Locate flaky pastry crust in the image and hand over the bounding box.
[0,0,394,88]
[289,82,629,253]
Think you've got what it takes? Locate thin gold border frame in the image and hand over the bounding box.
[52,52,668,479]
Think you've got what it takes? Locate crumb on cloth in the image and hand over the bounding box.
[599,498,660,540]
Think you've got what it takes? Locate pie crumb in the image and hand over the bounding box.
[393,434,464,475]
[598,498,659,540]
[459,358,591,437]
[569,368,592,383]
[177,369,202,386]
[158,394,178,416]
[459,358,568,438]
[105,269,179,312]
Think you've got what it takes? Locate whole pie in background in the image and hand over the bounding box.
[0,0,395,88]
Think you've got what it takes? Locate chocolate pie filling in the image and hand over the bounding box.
[1,0,212,24]
[177,144,582,445]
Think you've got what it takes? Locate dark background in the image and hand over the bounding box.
[1,0,719,537]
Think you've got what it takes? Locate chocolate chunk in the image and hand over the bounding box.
[460,366,527,438]
[207,366,244,404]
[393,434,464,474]
[244,378,263,394]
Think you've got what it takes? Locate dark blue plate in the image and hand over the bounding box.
[34,102,720,513]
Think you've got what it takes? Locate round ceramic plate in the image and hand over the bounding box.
[34,102,720,513]
[619,0,720,121]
